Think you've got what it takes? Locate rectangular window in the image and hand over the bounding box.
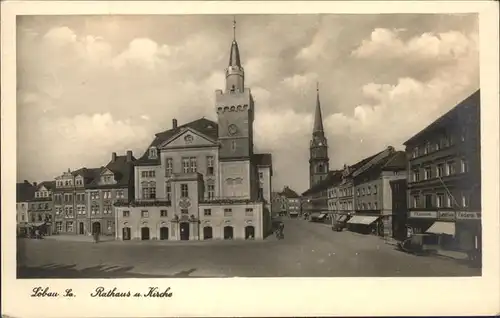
[436,164,444,178]
[425,194,433,208]
[166,183,172,201]
[435,142,441,151]
[165,158,173,176]
[412,147,419,158]
[66,221,74,233]
[374,202,378,210]
[141,171,155,178]
[181,184,189,198]
[224,208,233,217]
[231,141,237,152]
[123,210,130,217]
[436,193,444,208]
[141,210,149,218]
[56,222,62,232]
[207,156,214,175]
[142,183,156,199]
[413,195,420,208]
[181,209,189,215]
[204,209,212,216]
[103,205,112,214]
[116,190,124,198]
[447,161,456,175]
[413,169,420,182]
[461,159,468,173]
[91,192,100,200]
[424,166,432,180]
[461,193,469,208]
[182,158,190,173]
[189,157,197,173]
[207,184,215,199]
[106,220,113,230]
[424,143,431,154]
[160,210,168,217]
[245,208,253,216]
[103,191,111,199]
[373,185,378,194]
[367,186,371,195]
[259,172,263,179]
[258,187,264,199]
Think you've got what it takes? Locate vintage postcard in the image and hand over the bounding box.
[2,1,499,317]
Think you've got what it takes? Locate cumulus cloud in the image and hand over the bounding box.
[16,15,479,193]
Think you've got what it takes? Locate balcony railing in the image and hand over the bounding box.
[114,199,172,207]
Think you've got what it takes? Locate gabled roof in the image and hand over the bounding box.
[382,151,407,171]
[404,89,480,146]
[88,155,136,188]
[302,170,343,196]
[279,186,300,198]
[72,167,103,185]
[36,181,56,191]
[136,118,218,165]
[17,181,35,202]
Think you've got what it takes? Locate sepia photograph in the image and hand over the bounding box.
[2,1,499,317]
[15,12,484,279]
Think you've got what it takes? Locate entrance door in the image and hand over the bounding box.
[180,222,190,241]
[122,227,131,240]
[141,227,150,240]
[224,226,233,240]
[245,226,255,239]
[160,227,169,240]
[92,222,101,234]
[203,226,213,240]
[79,222,85,235]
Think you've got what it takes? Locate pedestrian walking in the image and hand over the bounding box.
[93,231,100,243]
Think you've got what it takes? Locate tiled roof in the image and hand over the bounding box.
[17,181,35,202]
[254,153,272,166]
[136,118,218,165]
[302,170,343,196]
[279,186,300,198]
[36,181,56,191]
[382,151,407,171]
[404,89,480,146]
[72,167,103,185]
[88,155,136,188]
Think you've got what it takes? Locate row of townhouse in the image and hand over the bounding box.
[271,186,301,217]
[301,89,481,254]
[15,151,136,236]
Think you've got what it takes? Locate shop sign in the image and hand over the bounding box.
[409,211,437,218]
[456,211,481,220]
[438,211,456,221]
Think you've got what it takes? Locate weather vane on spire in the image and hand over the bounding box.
[232,16,236,41]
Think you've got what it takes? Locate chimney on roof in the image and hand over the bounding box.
[33,182,37,187]
[126,150,133,162]
[24,180,29,184]
[111,152,117,163]
[172,118,178,129]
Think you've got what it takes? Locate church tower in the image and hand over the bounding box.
[309,83,329,188]
[216,18,255,199]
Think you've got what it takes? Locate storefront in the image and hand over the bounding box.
[346,214,381,235]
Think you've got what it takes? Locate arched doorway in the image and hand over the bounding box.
[180,222,190,241]
[79,222,85,235]
[160,226,169,240]
[122,227,131,240]
[92,222,101,235]
[141,227,150,240]
[245,226,255,239]
[203,226,213,240]
[224,226,233,240]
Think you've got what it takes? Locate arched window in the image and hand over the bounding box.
[148,147,157,159]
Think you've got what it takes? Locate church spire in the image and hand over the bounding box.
[228,17,241,67]
[313,82,324,134]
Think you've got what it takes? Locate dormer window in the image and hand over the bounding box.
[149,147,158,159]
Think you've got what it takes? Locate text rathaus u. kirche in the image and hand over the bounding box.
[113,21,273,241]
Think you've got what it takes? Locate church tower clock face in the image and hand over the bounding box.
[228,124,238,136]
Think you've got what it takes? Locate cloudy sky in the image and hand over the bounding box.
[17,14,479,193]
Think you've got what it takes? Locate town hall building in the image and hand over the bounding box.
[114,23,273,241]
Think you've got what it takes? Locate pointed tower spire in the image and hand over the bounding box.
[313,82,324,133]
[228,16,241,67]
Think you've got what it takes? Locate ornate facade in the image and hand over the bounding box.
[114,24,273,241]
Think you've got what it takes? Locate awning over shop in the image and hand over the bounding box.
[426,221,456,236]
[347,215,379,225]
[310,213,327,219]
[29,222,46,227]
[318,213,326,219]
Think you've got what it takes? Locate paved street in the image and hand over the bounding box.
[17,218,480,278]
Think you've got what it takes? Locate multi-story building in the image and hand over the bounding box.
[85,151,136,236]
[349,148,407,237]
[53,167,100,234]
[114,26,272,241]
[403,90,481,253]
[276,186,301,217]
[303,170,341,222]
[16,180,35,235]
[271,191,284,217]
[390,179,408,240]
[28,181,56,234]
